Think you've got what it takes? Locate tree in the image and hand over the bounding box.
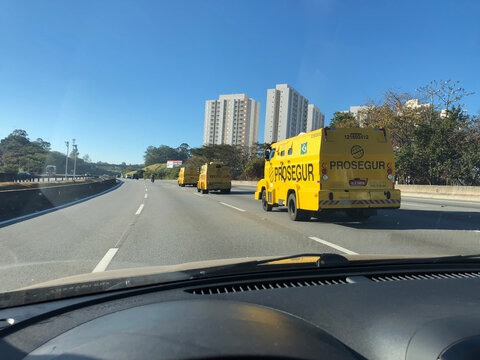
[33,138,51,151]
[329,112,360,128]
[83,154,92,163]
[242,158,264,180]
[416,79,475,113]
[144,145,179,166]
[70,147,80,158]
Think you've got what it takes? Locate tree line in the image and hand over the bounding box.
[0,130,127,176]
[330,80,480,185]
[143,143,269,180]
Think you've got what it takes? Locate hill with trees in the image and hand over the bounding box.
[0,130,140,176]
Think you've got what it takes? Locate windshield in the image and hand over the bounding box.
[0,0,479,305]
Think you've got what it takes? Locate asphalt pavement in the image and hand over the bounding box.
[0,179,479,292]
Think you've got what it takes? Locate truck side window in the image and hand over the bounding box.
[269,149,276,161]
[280,150,285,156]
[288,148,292,155]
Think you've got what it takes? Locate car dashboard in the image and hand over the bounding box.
[1,263,480,359]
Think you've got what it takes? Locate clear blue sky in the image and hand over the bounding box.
[0,0,479,164]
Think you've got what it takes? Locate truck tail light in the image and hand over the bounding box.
[321,162,328,175]
[387,168,392,174]
[229,177,231,181]
[206,177,209,181]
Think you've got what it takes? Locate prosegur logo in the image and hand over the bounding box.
[350,145,364,159]
[300,142,308,154]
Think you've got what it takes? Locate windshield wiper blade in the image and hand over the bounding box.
[351,253,480,266]
[189,253,350,278]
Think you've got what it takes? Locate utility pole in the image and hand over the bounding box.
[65,141,69,180]
[72,139,78,179]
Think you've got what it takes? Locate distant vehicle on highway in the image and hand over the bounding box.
[45,165,56,176]
[178,167,199,187]
[197,162,231,194]
[126,174,132,179]
[17,171,33,181]
[132,174,139,180]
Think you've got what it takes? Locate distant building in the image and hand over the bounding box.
[405,99,432,111]
[203,94,260,147]
[341,105,372,125]
[307,104,325,132]
[264,84,323,143]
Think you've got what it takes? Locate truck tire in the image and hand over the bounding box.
[224,189,231,194]
[197,187,201,193]
[181,184,185,187]
[202,189,209,194]
[287,193,309,221]
[262,189,272,212]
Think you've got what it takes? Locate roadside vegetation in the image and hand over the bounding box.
[0,130,139,176]
[330,80,480,185]
[142,143,269,180]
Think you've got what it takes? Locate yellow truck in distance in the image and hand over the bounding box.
[255,127,401,221]
[178,167,199,187]
[197,162,232,194]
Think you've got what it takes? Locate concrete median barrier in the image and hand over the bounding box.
[0,178,119,221]
[396,184,480,201]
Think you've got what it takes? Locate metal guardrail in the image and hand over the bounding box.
[0,174,100,183]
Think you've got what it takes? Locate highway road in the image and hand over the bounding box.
[0,179,479,292]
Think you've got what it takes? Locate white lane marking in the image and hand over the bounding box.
[135,204,144,215]
[220,202,246,212]
[309,236,358,255]
[146,188,148,192]
[401,202,432,208]
[194,193,203,197]
[145,194,148,199]
[92,248,119,273]
[475,230,480,233]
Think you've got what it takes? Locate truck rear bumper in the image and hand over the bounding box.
[208,182,231,190]
[318,189,401,209]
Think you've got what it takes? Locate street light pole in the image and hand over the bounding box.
[65,141,69,181]
[72,139,77,179]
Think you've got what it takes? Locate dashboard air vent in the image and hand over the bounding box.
[369,271,480,282]
[187,277,348,295]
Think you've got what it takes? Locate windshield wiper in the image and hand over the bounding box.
[189,253,350,278]
[351,253,480,266]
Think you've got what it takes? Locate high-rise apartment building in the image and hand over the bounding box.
[203,94,260,147]
[307,104,325,132]
[264,84,323,143]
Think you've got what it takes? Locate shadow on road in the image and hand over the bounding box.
[207,190,256,195]
[307,209,480,231]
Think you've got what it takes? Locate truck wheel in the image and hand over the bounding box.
[197,187,201,193]
[224,189,231,194]
[262,189,272,212]
[181,184,185,187]
[287,193,309,221]
[202,189,208,194]
[346,209,370,221]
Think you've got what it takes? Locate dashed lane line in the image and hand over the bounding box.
[308,236,358,255]
[135,204,144,215]
[92,248,119,272]
[220,202,246,212]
